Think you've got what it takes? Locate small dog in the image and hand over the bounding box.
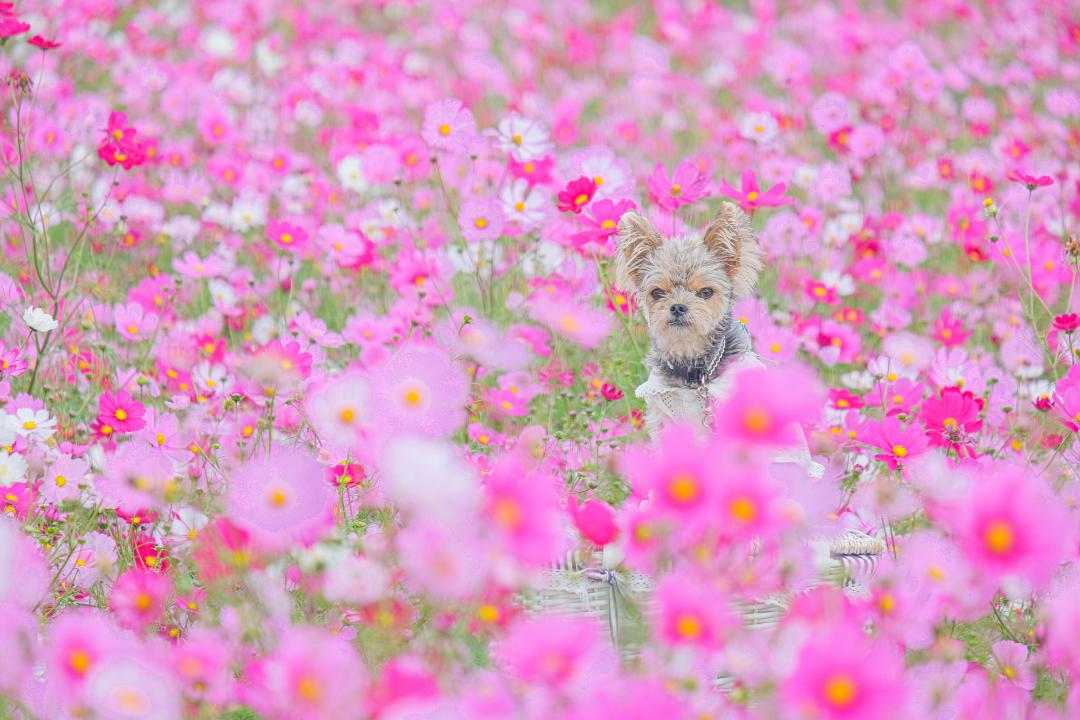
[614,203,823,478]
[614,202,764,439]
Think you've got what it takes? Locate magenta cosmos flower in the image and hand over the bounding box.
[647,160,710,210]
[97,390,147,434]
[862,415,931,471]
[369,346,469,439]
[556,175,597,213]
[494,615,607,688]
[718,169,791,213]
[225,448,335,551]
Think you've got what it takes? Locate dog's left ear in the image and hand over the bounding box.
[702,201,763,298]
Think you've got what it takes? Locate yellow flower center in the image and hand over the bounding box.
[511,133,522,144]
[55,475,67,487]
[134,593,152,611]
[943,417,958,429]
[280,233,294,244]
[730,497,757,523]
[22,420,36,430]
[892,444,908,458]
[668,474,700,504]
[824,674,857,708]
[514,201,525,212]
[675,614,703,639]
[474,217,488,229]
[477,604,500,623]
[296,676,322,702]
[574,193,589,205]
[115,409,128,421]
[438,123,451,136]
[493,498,523,529]
[69,649,91,674]
[269,489,288,507]
[339,407,356,424]
[670,184,682,196]
[879,593,896,613]
[985,520,1015,554]
[743,408,772,434]
[748,191,759,202]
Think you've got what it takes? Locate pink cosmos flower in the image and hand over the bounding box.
[225,448,335,551]
[711,362,823,448]
[942,462,1073,589]
[245,340,313,391]
[421,98,478,154]
[305,370,372,451]
[369,346,469,439]
[397,520,487,600]
[114,302,158,341]
[1052,364,1080,431]
[0,340,27,377]
[556,176,597,213]
[97,390,147,433]
[1041,572,1080,679]
[244,626,368,720]
[718,169,791,213]
[862,415,930,471]
[0,516,47,608]
[647,160,709,210]
[173,627,233,705]
[494,615,608,688]
[266,219,308,251]
[45,611,119,699]
[458,199,505,242]
[655,572,736,649]
[528,295,613,349]
[84,653,182,720]
[1006,169,1053,190]
[989,640,1035,690]
[483,455,564,566]
[570,198,637,247]
[109,569,171,631]
[782,618,907,719]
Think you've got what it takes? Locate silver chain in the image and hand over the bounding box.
[697,332,727,429]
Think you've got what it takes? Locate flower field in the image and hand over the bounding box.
[2,1,1080,718]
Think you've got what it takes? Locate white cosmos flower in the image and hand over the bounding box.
[739,111,780,144]
[9,408,56,441]
[336,155,369,194]
[500,178,546,229]
[491,114,552,161]
[23,306,58,333]
[0,451,28,485]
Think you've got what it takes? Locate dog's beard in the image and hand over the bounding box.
[648,311,749,385]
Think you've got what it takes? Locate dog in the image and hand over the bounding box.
[614,203,822,477]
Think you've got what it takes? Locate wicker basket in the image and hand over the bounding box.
[521,530,887,663]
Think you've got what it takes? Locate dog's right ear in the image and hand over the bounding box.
[614,211,662,290]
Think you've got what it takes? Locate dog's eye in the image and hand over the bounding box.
[697,288,715,299]
[650,288,666,300]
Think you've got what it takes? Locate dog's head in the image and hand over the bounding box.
[614,203,762,362]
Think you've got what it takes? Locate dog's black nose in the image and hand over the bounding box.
[670,303,688,317]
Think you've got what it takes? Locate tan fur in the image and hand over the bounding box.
[613,206,763,362]
[702,202,763,299]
